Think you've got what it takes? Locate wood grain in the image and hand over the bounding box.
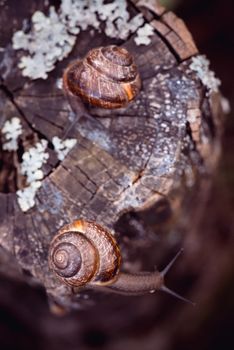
[0,0,223,312]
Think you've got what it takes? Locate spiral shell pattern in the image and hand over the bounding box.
[63,45,141,109]
[49,220,121,288]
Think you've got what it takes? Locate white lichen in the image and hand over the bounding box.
[52,136,77,161]
[17,181,42,212]
[2,118,78,212]
[20,139,49,183]
[97,1,144,40]
[134,23,154,46]
[12,0,144,80]
[16,140,49,212]
[190,55,221,93]
[13,7,76,80]
[1,117,23,151]
[15,135,77,211]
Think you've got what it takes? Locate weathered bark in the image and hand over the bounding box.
[0,0,223,327]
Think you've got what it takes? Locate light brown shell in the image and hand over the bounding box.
[63,45,141,109]
[48,220,121,288]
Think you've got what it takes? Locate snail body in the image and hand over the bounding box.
[63,45,141,109]
[49,220,194,305]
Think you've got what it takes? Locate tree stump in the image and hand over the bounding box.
[0,0,225,348]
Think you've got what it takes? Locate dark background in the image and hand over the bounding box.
[0,0,233,349]
[175,1,234,348]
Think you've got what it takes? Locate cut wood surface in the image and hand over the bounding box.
[0,0,223,321]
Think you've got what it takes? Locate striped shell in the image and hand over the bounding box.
[49,220,121,287]
[63,45,141,109]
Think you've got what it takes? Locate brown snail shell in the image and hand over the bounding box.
[49,220,121,287]
[63,45,141,109]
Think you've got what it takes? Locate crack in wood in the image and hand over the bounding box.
[0,83,55,147]
[61,164,96,196]
[73,163,98,188]
[73,142,128,189]
[32,112,64,131]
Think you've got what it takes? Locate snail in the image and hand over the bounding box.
[63,45,141,109]
[49,219,194,305]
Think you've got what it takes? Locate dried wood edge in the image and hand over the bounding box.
[130,0,198,60]
[160,12,198,59]
[150,13,198,60]
[186,98,221,172]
